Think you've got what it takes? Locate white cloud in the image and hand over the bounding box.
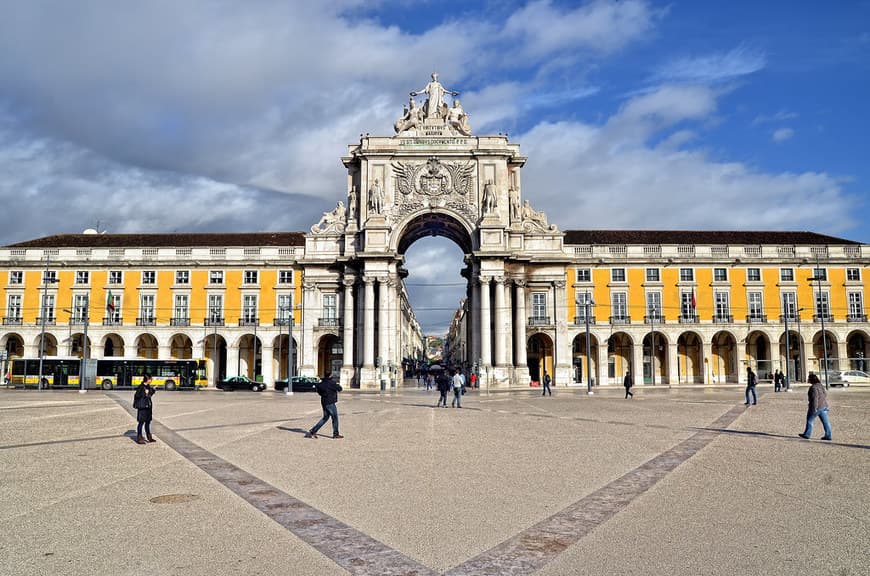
[772,127,795,142]
[652,44,766,84]
[752,109,799,125]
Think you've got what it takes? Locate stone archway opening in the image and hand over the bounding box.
[846,330,868,372]
[643,332,669,385]
[677,332,703,384]
[572,333,599,386]
[170,334,193,359]
[745,330,770,379]
[527,333,552,384]
[273,334,299,381]
[317,334,342,379]
[711,331,737,383]
[607,332,633,385]
[136,334,158,359]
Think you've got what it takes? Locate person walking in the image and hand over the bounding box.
[436,370,450,407]
[542,371,552,396]
[623,370,633,399]
[745,366,758,405]
[306,371,343,439]
[773,369,783,392]
[133,373,157,444]
[470,372,477,389]
[799,372,832,440]
[451,370,463,408]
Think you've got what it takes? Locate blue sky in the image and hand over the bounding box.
[0,0,867,333]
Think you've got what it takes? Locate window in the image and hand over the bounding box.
[780,268,794,282]
[782,292,796,320]
[141,271,156,285]
[531,292,548,320]
[209,270,224,284]
[811,267,827,282]
[41,294,55,322]
[646,292,662,319]
[611,268,626,282]
[713,268,728,282]
[576,292,593,320]
[278,270,293,284]
[278,294,293,323]
[175,270,190,284]
[679,268,694,282]
[109,270,122,284]
[242,295,258,323]
[174,295,189,320]
[43,270,58,284]
[73,294,88,322]
[714,291,730,319]
[6,294,22,320]
[747,268,761,282]
[322,293,337,320]
[139,294,155,321]
[9,271,23,284]
[847,268,860,282]
[208,294,223,322]
[611,292,627,321]
[848,292,863,318]
[107,293,121,321]
[576,268,591,282]
[645,268,660,282]
[815,291,830,319]
[75,271,89,284]
[244,270,259,285]
[748,292,763,320]
[680,292,695,318]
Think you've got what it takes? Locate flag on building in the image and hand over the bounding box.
[691,289,696,310]
[106,290,115,313]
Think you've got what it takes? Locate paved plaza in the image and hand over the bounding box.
[1,384,867,575]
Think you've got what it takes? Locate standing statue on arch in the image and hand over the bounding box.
[411,73,459,119]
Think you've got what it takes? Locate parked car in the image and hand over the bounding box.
[828,370,870,387]
[217,376,266,392]
[274,375,320,392]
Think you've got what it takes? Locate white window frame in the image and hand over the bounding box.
[714,291,730,319]
[107,294,121,322]
[747,268,761,282]
[748,291,764,320]
[680,292,695,318]
[576,268,591,283]
[531,292,548,320]
[9,271,23,285]
[611,268,626,283]
[175,270,190,285]
[75,271,90,285]
[780,268,794,282]
[73,294,88,322]
[815,290,830,318]
[646,291,662,319]
[848,292,863,317]
[782,292,797,320]
[242,294,258,323]
[208,294,223,322]
[244,270,259,285]
[141,271,156,285]
[7,294,22,319]
[713,268,728,282]
[322,293,337,320]
[278,270,293,284]
[43,270,58,284]
[209,270,224,285]
[139,294,155,321]
[679,268,694,282]
[611,292,627,320]
[41,294,56,321]
[846,268,860,282]
[174,294,189,320]
[645,268,660,282]
[278,294,293,322]
[812,267,827,282]
[108,270,123,284]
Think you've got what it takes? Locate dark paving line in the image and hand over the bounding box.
[108,394,437,576]
[444,403,748,576]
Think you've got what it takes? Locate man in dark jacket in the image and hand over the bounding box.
[744,366,758,405]
[306,372,343,439]
[435,371,450,408]
[623,370,633,399]
[799,372,832,440]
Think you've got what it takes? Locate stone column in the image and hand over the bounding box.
[736,341,747,384]
[261,345,273,388]
[553,280,569,383]
[632,338,644,386]
[342,277,355,369]
[494,276,506,366]
[480,276,492,367]
[471,276,480,364]
[363,276,375,368]
[302,281,317,374]
[703,340,713,385]
[515,281,527,366]
[227,345,240,378]
[378,278,389,366]
[598,343,610,386]
[668,342,679,386]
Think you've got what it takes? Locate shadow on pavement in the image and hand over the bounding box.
[702,427,870,450]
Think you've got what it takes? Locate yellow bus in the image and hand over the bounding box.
[9,357,208,390]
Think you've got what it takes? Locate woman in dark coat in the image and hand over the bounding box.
[133,373,156,444]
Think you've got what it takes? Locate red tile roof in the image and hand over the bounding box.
[563,230,859,246]
[6,232,305,248]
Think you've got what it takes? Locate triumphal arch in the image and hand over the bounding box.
[304,74,569,388]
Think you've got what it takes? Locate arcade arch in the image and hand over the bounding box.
[643,331,669,385]
[572,333,600,386]
[711,331,737,383]
[677,332,703,384]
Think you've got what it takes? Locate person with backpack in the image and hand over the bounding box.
[306,371,343,439]
[436,370,450,408]
[133,373,157,444]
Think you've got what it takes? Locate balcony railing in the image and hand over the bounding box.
[205,318,225,327]
[2,317,22,325]
[678,314,698,324]
[273,317,294,326]
[170,318,190,326]
[779,314,797,323]
[609,315,631,325]
[36,317,56,325]
[713,314,733,324]
[102,317,121,326]
[239,318,260,327]
[317,317,341,328]
[573,316,596,325]
[746,314,767,324]
[69,318,88,326]
[847,314,868,322]
[644,315,664,324]
[136,317,156,326]
[528,316,551,326]
[813,314,834,323]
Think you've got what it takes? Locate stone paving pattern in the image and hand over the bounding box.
[1,384,867,575]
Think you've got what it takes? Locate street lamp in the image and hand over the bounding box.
[809,263,830,389]
[576,293,594,395]
[284,305,295,396]
[795,307,808,388]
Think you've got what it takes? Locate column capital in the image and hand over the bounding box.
[478,275,492,286]
[553,280,566,289]
[362,275,376,285]
[303,280,317,290]
[514,279,527,288]
[343,277,356,288]
[493,275,505,285]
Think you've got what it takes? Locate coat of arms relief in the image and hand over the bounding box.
[389,157,478,224]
